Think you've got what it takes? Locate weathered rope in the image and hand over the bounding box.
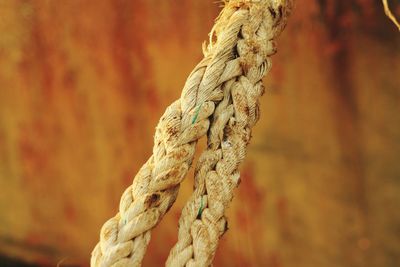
[91,2,254,267]
[166,1,292,266]
[91,1,291,266]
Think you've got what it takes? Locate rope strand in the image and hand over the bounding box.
[91,3,254,267]
[166,1,292,266]
[91,1,292,266]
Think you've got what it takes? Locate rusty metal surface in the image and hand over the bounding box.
[0,0,399,266]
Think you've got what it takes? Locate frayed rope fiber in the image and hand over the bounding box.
[382,0,400,31]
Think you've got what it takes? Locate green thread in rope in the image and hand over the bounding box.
[197,196,204,219]
[191,103,203,124]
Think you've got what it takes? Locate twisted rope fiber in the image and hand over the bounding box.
[91,2,263,266]
[167,1,292,266]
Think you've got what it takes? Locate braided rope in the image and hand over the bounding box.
[91,1,291,266]
[166,1,292,266]
[91,3,251,267]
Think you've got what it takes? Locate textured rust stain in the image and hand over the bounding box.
[0,1,400,266]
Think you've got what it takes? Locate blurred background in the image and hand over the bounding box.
[0,0,400,266]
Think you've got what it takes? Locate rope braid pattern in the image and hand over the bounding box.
[91,3,256,267]
[166,1,292,266]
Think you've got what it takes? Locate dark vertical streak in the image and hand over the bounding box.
[320,1,369,263]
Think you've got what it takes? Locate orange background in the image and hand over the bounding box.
[0,1,400,266]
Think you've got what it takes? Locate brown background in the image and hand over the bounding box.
[0,0,400,266]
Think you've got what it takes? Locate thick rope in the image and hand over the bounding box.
[166,1,292,266]
[91,2,256,267]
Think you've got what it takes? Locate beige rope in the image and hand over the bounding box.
[91,1,292,266]
[91,2,253,267]
[166,1,292,266]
